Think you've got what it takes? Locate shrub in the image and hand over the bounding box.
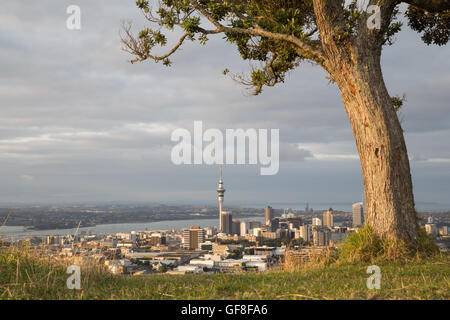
[338,225,440,263]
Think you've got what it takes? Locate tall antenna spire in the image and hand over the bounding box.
[217,165,226,233]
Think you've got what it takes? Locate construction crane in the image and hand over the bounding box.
[71,220,82,250]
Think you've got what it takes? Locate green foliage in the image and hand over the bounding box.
[384,7,403,45]
[391,94,406,112]
[416,227,440,256]
[338,225,440,263]
[218,238,254,246]
[123,1,449,94]
[407,7,450,45]
[136,0,149,12]
[181,16,201,33]
[339,226,385,263]
[339,1,362,40]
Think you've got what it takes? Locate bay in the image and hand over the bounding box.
[0,216,264,240]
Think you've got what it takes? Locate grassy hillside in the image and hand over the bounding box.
[0,247,448,300]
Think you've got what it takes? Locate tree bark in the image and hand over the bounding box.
[331,50,419,243]
[312,0,420,244]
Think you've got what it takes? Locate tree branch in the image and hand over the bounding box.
[121,22,191,64]
[401,0,450,12]
[189,0,326,65]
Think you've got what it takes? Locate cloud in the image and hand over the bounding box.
[0,1,448,205]
[279,143,314,162]
[20,174,34,182]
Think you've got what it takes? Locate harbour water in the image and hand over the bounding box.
[0,216,265,240]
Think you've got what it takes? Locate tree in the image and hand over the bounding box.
[121,1,449,247]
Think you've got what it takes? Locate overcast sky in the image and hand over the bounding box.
[0,1,449,210]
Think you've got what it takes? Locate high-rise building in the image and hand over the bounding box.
[287,217,302,229]
[312,226,331,246]
[182,226,205,250]
[248,221,262,230]
[270,218,279,232]
[220,211,233,235]
[204,227,217,237]
[323,208,334,228]
[240,221,248,236]
[312,217,322,226]
[217,166,226,233]
[264,205,274,226]
[232,218,241,236]
[299,225,310,242]
[352,202,364,227]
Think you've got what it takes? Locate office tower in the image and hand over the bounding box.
[204,227,217,236]
[240,221,248,236]
[312,227,331,246]
[270,218,279,232]
[220,211,233,235]
[264,205,274,226]
[253,228,262,237]
[217,166,226,233]
[248,221,262,230]
[182,226,205,250]
[299,225,310,242]
[232,218,240,236]
[323,208,334,228]
[352,202,364,227]
[312,217,322,226]
[287,217,302,230]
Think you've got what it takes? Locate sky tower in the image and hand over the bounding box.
[217,165,226,233]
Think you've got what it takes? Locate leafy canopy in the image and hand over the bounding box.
[122,0,449,94]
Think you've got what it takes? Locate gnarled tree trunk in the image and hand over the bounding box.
[312,0,420,244]
[332,49,419,242]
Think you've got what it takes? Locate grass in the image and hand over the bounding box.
[0,245,449,300]
[338,226,440,263]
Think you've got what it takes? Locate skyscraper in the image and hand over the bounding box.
[264,205,274,226]
[312,217,322,226]
[299,225,310,242]
[240,221,248,236]
[220,211,233,235]
[312,226,331,246]
[217,165,226,233]
[323,208,334,228]
[232,218,241,236]
[182,226,205,250]
[352,202,364,227]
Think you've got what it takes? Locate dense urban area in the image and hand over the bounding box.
[0,203,448,276]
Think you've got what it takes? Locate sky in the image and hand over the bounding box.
[0,1,449,210]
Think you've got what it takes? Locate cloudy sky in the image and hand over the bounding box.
[0,1,449,210]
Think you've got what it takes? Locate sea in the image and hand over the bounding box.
[0,216,265,240]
